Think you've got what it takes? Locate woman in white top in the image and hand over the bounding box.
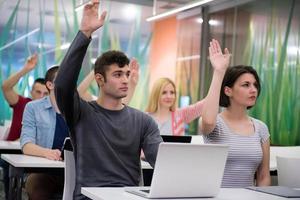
[199,39,271,187]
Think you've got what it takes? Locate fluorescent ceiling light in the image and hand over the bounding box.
[0,28,40,51]
[146,0,214,22]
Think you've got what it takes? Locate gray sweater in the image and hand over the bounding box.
[55,31,162,199]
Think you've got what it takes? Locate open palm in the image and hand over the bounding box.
[209,39,231,71]
[129,58,139,86]
[80,0,107,37]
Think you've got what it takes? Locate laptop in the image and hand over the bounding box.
[246,186,300,198]
[125,143,229,198]
[161,135,192,143]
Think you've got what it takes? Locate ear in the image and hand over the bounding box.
[224,86,232,97]
[95,73,105,87]
[46,81,54,91]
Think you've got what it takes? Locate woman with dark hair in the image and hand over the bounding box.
[199,41,271,188]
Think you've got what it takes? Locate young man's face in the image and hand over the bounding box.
[99,64,130,99]
[31,82,49,100]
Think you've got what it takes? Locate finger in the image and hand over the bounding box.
[100,11,107,22]
[224,48,230,55]
[209,46,213,57]
[92,0,99,13]
[209,42,215,55]
[213,39,221,53]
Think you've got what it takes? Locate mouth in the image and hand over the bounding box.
[249,96,256,100]
[120,87,128,92]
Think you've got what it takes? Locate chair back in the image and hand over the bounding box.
[62,137,75,200]
[277,156,300,187]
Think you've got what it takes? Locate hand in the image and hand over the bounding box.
[209,39,231,72]
[129,58,139,86]
[43,149,62,161]
[23,54,38,71]
[80,0,107,38]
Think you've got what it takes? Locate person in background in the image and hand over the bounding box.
[77,58,139,104]
[55,1,162,199]
[20,66,69,200]
[1,54,48,141]
[199,39,271,187]
[145,43,229,136]
[1,54,48,200]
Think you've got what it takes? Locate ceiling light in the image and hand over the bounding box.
[146,0,214,22]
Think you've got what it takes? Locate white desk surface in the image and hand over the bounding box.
[0,141,21,150]
[81,187,295,200]
[1,154,64,168]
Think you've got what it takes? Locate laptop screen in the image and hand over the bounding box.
[161,135,192,143]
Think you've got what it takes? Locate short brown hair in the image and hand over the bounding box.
[94,50,129,81]
[220,65,261,109]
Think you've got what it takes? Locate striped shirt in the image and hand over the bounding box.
[202,114,270,188]
[150,100,204,136]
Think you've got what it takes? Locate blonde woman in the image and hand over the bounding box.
[146,39,230,136]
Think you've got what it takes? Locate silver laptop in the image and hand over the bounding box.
[125,143,229,198]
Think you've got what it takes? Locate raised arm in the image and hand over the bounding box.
[2,54,38,105]
[55,0,106,126]
[123,58,139,105]
[200,39,230,134]
[77,70,95,101]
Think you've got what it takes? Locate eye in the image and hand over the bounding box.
[114,73,122,78]
[242,83,249,87]
[126,71,130,78]
[170,91,175,95]
[162,91,167,95]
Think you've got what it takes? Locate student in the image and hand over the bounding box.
[77,58,139,104]
[145,44,229,136]
[55,1,162,199]
[20,66,69,199]
[1,54,48,200]
[199,39,271,187]
[1,54,48,141]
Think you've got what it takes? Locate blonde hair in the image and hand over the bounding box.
[146,78,176,113]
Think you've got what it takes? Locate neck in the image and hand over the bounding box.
[96,95,124,110]
[49,92,60,113]
[222,104,248,121]
[154,106,171,118]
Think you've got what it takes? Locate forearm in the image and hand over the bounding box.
[2,68,30,90]
[77,70,95,101]
[201,70,226,132]
[256,172,271,186]
[22,143,50,158]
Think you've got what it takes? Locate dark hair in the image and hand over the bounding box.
[33,78,46,85]
[45,65,59,83]
[94,50,129,81]
[219,65,261,109]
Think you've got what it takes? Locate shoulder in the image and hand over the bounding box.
[25,96,49,109]
[252,118,269,133]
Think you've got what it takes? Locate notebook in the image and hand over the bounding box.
[125,143,229,198]
[246,186,300,198]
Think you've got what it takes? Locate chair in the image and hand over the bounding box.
[62,137,75,200]
[276,156,300,187]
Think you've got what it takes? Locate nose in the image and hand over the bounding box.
[250,84,257,93]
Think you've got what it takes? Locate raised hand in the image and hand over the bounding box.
[23,53,38,71]
[209,39,231,72]
[129,58,139,86]
[80,0,107,38]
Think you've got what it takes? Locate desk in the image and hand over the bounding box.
[0,141,21,154]
[1,154,64,200]
[81,187,295,200]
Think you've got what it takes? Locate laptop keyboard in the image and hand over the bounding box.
[141,189,150,193]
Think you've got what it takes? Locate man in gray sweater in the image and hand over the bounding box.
[55,0,162,199]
